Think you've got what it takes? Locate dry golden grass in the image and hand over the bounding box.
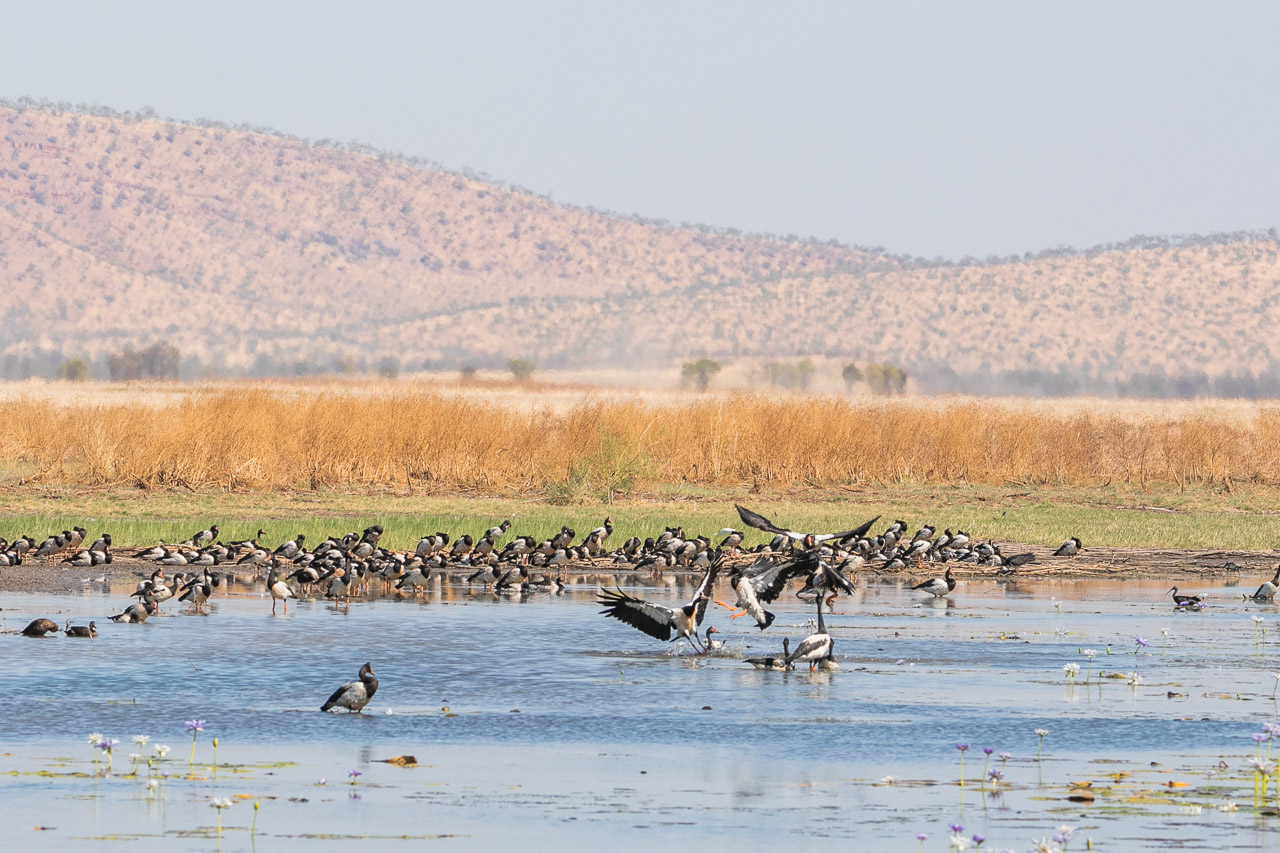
[4,383,1280,496]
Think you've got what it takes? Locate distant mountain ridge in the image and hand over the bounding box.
[3,100,1279,394]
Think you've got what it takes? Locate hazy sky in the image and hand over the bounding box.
[5,1,1279,258]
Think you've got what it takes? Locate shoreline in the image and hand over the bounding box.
[0,544,1272,596]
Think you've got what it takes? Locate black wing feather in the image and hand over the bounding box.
[598,587,675,641]
[321,680,355,711]
[736,504,786,536]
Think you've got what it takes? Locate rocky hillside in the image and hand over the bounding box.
[3,100,1279,394]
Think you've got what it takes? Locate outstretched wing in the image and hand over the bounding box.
[746,551,818,603]
[813,515,882,543]
[736,504,792,538]
[598,587,676,642]
[692,553,723,625]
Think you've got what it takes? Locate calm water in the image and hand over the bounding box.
[2,575,1279,850]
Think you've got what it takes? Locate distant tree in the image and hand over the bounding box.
[459,365,478,384]
[508,358,536,383]
[139,341,180,379]
[57,358,88,382]
[108,347,142,381]
[841,363,864,393]
[796,359,816,391]
[865,362,909,395]
[377,357,400,379]
[681,359,721,392]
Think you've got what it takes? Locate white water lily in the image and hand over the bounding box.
[880,775,897,785]
[154,744,171,758]
[210,797,232,809]
[1127,672,1143,686]
[1220,801,1238,812]
[1081,649,1097,658]
[132,735,150,746]
[1063,663,1080,678]
[87,732,103,745]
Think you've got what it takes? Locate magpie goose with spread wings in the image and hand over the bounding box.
[598,553,722,653]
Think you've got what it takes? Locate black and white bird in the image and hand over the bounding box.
[745,637,792,670]
[718,552,815,630]
[110,598,157,623]
[1053,537,1083,557]
[735,505,880,546]
[1253,565,1280,602]
[1169,587,1203,608]
[190,524,220,547]
[597,556,721,653]
[912,567,956,598]
[273,534,305,564]
[268,567,297,614]
[484,520,512,541]
[321,662,378,713]
[786,595,834,673]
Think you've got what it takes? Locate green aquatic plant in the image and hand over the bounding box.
[1254,616,1266,647]
[955,743,970,786]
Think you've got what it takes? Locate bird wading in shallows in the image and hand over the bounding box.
[321,663,379,713]
[597,555,722,654]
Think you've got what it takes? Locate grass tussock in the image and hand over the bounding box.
[3,389,1280,496]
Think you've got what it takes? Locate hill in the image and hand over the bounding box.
[2,99,1278,394]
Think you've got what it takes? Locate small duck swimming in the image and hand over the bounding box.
[65,620,98,638]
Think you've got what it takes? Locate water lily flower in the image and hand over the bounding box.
[1220,801,1238,812]
[949,835,968,851]
[98,737,119,752]
[316,778,327,786]
[132,735,150,746]
[1126,672,1143,686]
[210,797,232,809]
[948,823,964,833]
[955,744,969,753]
[87,732,103,745]
[988,769,1004,782]
[155,744,170,759]
[1134,636,1148,649]
[1081,649,1097,658]
[998,752,1011,762]
[1053,825,1076,843]
[1253,733,1268,744]
[1063,663,1080,680]
[1035,728,1049,737]
[184,719,206,732]
[881,775,898,785]
[972,835,985,846]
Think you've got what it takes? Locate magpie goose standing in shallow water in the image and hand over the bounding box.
[786,593,834,673]
[321,663,378,713]
[1253,565,1280,602]
[597,554,722,654]
[912,567,956,598]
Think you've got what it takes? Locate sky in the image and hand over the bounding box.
[5,1,1279,259]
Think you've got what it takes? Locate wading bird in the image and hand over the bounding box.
[786,594,834,673]
[321,662,378,713]
[1169,587,1203,608]
[1253,565,1280,602]
[913,567,956,598]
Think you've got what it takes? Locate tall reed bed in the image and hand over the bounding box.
[2,388,1279,494]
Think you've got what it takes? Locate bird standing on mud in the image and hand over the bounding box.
[321,662,379,713]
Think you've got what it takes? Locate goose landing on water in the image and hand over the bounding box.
[597,555,722,654]
[321,663,378,713]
